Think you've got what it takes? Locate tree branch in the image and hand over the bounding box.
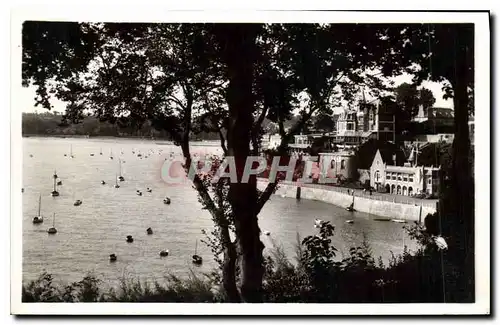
[255,104,319,215]
[218,126,228,155]
[164,85,220,222]
[167,95,186,110]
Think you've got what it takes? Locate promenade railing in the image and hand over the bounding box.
[258,178,438,208]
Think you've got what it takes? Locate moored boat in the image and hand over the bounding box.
[32,194,44,224]
[47,213,57,234]
[192,240,202,265]
[51,171,60,196]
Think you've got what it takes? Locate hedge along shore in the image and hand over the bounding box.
[257,179,437,222]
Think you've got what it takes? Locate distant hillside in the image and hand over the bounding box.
[22,112,219,141]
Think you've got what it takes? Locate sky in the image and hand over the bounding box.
[19,73,453,114]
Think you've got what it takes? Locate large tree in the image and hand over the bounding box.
[379,24,475,301]
[312,112,336,133]
[394,82,420,118]
[394,82,436,121]
[419,87,436,110]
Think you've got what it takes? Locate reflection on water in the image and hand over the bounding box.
[21,137,415,287]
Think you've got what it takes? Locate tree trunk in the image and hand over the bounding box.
[448,25,474,302]
[215,24,265,302]
[220,224,240,302]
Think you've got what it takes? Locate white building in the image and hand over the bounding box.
[370,149,440,196]
[319,150,357,181]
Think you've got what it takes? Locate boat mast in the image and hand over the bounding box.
[53,171,57,192]
[194,240,198,255]
[52,213,56,228]
[38,194,41,217]
[119,159,122,176]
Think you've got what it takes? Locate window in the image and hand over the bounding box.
[397,173,402,181]
[403,174,408,182]
[386,172,390,180]
[330,160,336,170]
[428,178,432,185]
[392,173,396,180]
[341,160,345,170]
[409,174,414,182]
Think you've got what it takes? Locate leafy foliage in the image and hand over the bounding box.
[300,221,338,273]
[394,82,436,119]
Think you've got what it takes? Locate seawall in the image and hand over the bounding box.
[257,180,437,222]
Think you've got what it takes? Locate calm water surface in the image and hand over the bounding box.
[22,137,416,287]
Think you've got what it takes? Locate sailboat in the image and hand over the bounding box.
[100,148,103,155]
[47,213,57,234]
[51,171,60,196]
[118,159,125,181]
[70,144,74,158]
[32,194,43,224]
[114,173,120,188]
[192,240,203,265]
[110,149,114,160]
